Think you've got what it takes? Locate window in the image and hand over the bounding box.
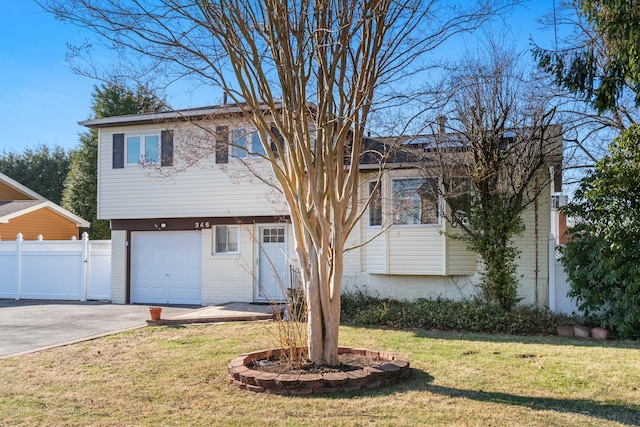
[231,129,248,158]
[392,177,439,225]
[251,131,267,157]
[126,134,160,164]
[262,227,285,243]
[230,128,267,159]
[445,177,473,227]
[214,225,239,254]
[368,181,382,226]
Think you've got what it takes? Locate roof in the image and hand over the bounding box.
[0,172,46,201]
[78,102,303,129]
[0,173,90,228]
[0,200,90,227]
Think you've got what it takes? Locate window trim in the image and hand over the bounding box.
[391,176,441,226]
[213,225,240,254]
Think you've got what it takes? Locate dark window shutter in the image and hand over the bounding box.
[270,125,284,159]
[216,126,229,164]
[113,133,124,169]
[161,130,173,166]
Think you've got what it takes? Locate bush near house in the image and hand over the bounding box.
[341,291,577,335]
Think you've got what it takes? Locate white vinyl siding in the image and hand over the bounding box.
[97,125,287,219]
[364,227,387,273]
[388,227,445,275]
[445,234,478,275]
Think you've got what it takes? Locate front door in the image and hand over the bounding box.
[256,225,287,302]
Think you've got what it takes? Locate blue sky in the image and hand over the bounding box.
[0,1,559,154]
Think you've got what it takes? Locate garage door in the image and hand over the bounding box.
[131,231,201,305]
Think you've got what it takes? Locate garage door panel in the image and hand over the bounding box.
[131,231,202,305]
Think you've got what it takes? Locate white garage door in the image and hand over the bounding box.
[131,231,201,305]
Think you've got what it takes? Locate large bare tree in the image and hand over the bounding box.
[41,0,514,365]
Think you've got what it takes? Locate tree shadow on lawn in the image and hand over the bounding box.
[313,369,640,425]
[418,378,640,426]
[409,328,640,350]
[341,323,640,350]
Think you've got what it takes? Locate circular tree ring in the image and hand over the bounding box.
[228,346,410,394]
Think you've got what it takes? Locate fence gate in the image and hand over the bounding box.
[0,233,111,301]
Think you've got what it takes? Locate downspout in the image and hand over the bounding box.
[534,176,539,306]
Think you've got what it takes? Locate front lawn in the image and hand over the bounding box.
[0,322,638,426]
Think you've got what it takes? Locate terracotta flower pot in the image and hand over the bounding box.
[557,325,574,337]
[591,327,609,340]
[573,325,591,338]
[148,306,162,321]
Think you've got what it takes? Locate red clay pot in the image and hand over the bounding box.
[148,306,162,321]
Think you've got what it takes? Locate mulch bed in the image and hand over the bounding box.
[249,353,388,375]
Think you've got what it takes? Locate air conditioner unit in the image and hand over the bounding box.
[551,194,568,210]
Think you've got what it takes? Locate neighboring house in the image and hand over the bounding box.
[0,172,90,240]
[80,105,563,307]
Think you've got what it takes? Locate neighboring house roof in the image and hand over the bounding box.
[0,173,90,228]
[0,200,90,227]
[0,172,46,201]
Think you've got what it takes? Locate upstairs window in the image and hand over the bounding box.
[127,134,159,164]
[392,177,439,225]
[230,129,267,159]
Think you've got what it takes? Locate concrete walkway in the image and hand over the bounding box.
[147,302,282,326]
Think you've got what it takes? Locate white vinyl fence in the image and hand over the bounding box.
[0,232,111,301]
[548,234,580,315]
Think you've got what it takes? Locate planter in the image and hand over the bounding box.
[573,325,590,338]
[591,327,609,340]
[228,347,410,395]
[557,325,574,337]
[148,306,163,321]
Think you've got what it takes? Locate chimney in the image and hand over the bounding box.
[223,92,228,105]
[436,115,447,135]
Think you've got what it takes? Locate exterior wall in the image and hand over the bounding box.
[345,169,552,307]
[110,230,127,304]
[95,115,556,308]
[0,182,33,200]
[513,173,551,307]
[97,122,287,220]
[201,227,255,305]
[0,208,79,241]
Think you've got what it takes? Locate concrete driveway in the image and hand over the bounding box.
[0,300,197,359]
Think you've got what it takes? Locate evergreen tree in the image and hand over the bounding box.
[0,145,70,205]
[62,83,166,239]
[534,0,640,114]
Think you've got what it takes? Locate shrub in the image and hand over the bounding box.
[341,291,576,336]
[560,125,640,339]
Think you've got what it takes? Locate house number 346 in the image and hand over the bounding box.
[195,222,211,229]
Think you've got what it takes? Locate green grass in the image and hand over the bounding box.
[0,322,639,426]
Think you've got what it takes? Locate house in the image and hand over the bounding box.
[0,172,90,240]
[80,105,563,307]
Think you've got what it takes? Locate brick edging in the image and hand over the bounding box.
[228,347,410,394]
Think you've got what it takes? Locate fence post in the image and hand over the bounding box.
[16,233,23,300]
[548,233,556,313]
[81,232,89,302]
